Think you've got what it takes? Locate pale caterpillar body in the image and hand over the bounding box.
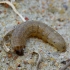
[11,21,66,55]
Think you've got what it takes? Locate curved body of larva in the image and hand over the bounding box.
[11,21,66,56]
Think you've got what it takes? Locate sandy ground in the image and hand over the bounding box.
[0,0,70,70]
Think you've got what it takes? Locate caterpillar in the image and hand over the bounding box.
[11,21,66,56]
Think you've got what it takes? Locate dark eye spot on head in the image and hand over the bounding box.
[15,49,24,56]
[54,42,55,43]
[57,49,59,51]
[63,46,65,49]
[62,46,66,52]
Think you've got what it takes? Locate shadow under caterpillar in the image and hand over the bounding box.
[11,21,66,56]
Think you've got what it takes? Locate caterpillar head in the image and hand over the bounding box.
[14,46,24,56]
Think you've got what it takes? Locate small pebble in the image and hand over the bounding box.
[8,66,13,70]
[8,53,12,58]
[57,18,65,22]
[28,59,35,65]
[0,11,2,14]
[63,4,68,10]
[13,56,18,60]
[25,17,29,21]
[39,62,47,69]
[17,21,20,24]
[23,60,28,64]
[61,61,66,64]
[2,3,9,8]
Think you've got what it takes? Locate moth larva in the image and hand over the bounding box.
[11,21,66,56]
